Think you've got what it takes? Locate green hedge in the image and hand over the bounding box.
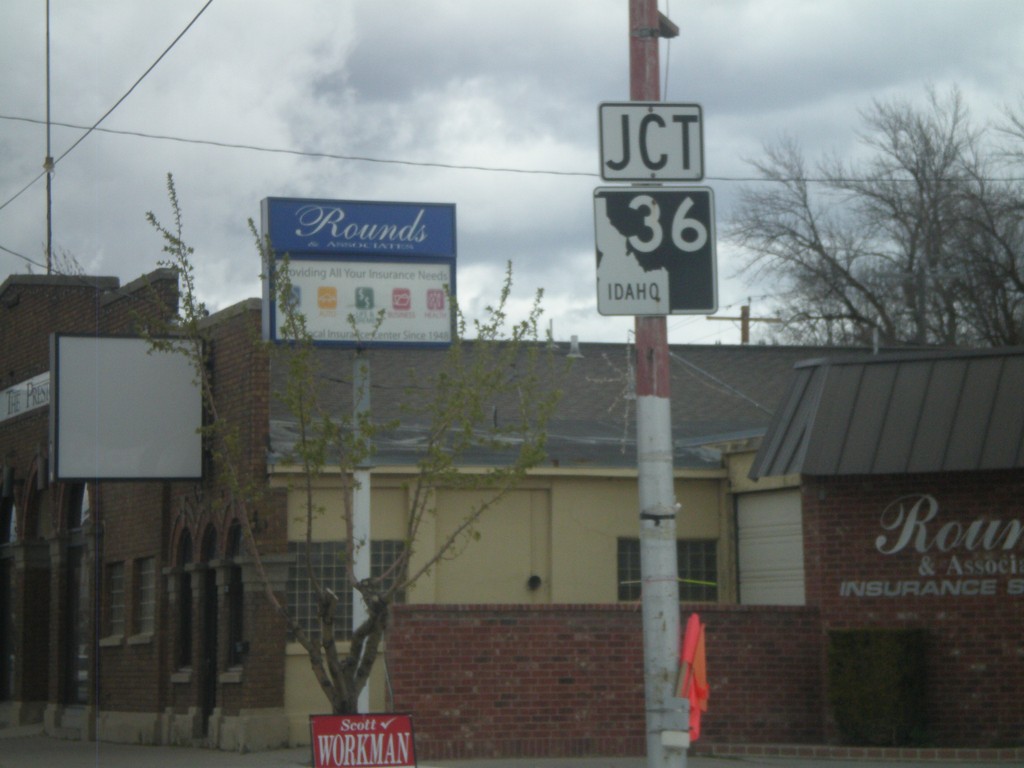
[827,629,929,746]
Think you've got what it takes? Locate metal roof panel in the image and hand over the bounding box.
[750,347,1024,479]
[838,363,898,475]
[872,360,932,473]
[944,356,1003,471]
[802,363,862,475]
[980,355,1024,468]
[907,360,967,473]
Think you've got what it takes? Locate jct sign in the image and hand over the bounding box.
[599,102,703,181]
[310,714,416,768]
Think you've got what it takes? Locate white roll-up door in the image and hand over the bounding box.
[736,489,805,605]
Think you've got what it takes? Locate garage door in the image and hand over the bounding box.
[736,489,805,605]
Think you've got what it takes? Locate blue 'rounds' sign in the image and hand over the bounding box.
[260,198,457,348]
[261,198,456,259]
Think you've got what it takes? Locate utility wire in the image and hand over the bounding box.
[9,115,1020,186]
[0,242,47,271]
[668,350,773,414]
[8,111,1024,200]
[0,116,597,179]
[0,0,214,215]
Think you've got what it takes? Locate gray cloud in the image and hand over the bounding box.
[2,0,1023,345]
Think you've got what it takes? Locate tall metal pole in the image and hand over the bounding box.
[629,2,684,767]
[353,353,371,712]
[45,0,54,274]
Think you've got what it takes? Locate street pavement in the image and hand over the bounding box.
[0,729,1012,768]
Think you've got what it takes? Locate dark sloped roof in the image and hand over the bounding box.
[268,341,874,470]
[749,347,1024,478]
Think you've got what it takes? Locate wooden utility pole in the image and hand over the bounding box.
[629,3,686,767]
[706,304,782,344]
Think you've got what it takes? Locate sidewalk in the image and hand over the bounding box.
[0,728,308,768]
[0,730,1013,768]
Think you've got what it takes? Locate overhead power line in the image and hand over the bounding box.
[7,113,1024,188]
[0,115,598,179]
[0,0,214,215]
[0,242,47,272]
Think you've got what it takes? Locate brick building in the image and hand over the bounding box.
[748,349,1024,749]
[0,270,180,734]
[5,268,1020,758]
[0,271,290,749]
[0,267,826,753]
[383,348,1024,759]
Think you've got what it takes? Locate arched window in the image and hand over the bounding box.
[201,526,217,564]
[66,483,90,531]
[63,483,90,705]
[0,466,14,543]
[0,483,13,700]
[177,531,193,669]
[199,525,218,732]
[0,555,9,701]
[0,495,14,545]
[226,521,245,666]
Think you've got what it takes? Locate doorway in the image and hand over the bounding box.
[63,543,88,706]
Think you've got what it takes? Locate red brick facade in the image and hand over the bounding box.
[388,604,646,759]
[1,272,180,727]
[388,469,1024,758]
[4,271,1022,757]
[802,469,1024,748]
[0,273,289,747]
[387,603,825,759]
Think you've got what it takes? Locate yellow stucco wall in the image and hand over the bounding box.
[723,448,799,495]
[273,466,729,742]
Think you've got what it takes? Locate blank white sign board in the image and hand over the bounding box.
[51,335,202,480]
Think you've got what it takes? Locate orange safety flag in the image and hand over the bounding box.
[678,613,709,741]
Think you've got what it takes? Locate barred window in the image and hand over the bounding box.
[372,540,406,604]
[107,562,125,637]
[617,538,718,602]
[135,557,155,634]
[287,540,405,640]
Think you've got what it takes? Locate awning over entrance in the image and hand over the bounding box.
[749,347,1024,478]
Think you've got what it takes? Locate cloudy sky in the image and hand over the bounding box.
[2,0,1023,345]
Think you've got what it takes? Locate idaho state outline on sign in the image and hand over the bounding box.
[594,187,717,316]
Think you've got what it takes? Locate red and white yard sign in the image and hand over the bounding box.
[310,714,416,768]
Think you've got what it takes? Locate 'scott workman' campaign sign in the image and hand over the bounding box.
[310,714,416,768]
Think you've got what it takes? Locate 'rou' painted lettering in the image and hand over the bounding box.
[875,494,1024,556]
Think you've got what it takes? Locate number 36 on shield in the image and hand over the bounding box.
[628,193,708,254]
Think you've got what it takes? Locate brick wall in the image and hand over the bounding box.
[802,469,1024,748]
[0,274,286,739]
[389,500,1024,759]
[169,300,288,717]
[0,271,179,716]
[96,481,170,713]
[696,605,823,745]
[387,603,825,759]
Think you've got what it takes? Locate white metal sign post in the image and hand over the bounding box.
[262,197,456,714]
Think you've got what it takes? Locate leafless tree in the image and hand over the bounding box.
[730,87,1024,347]
[147,175,564,714]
